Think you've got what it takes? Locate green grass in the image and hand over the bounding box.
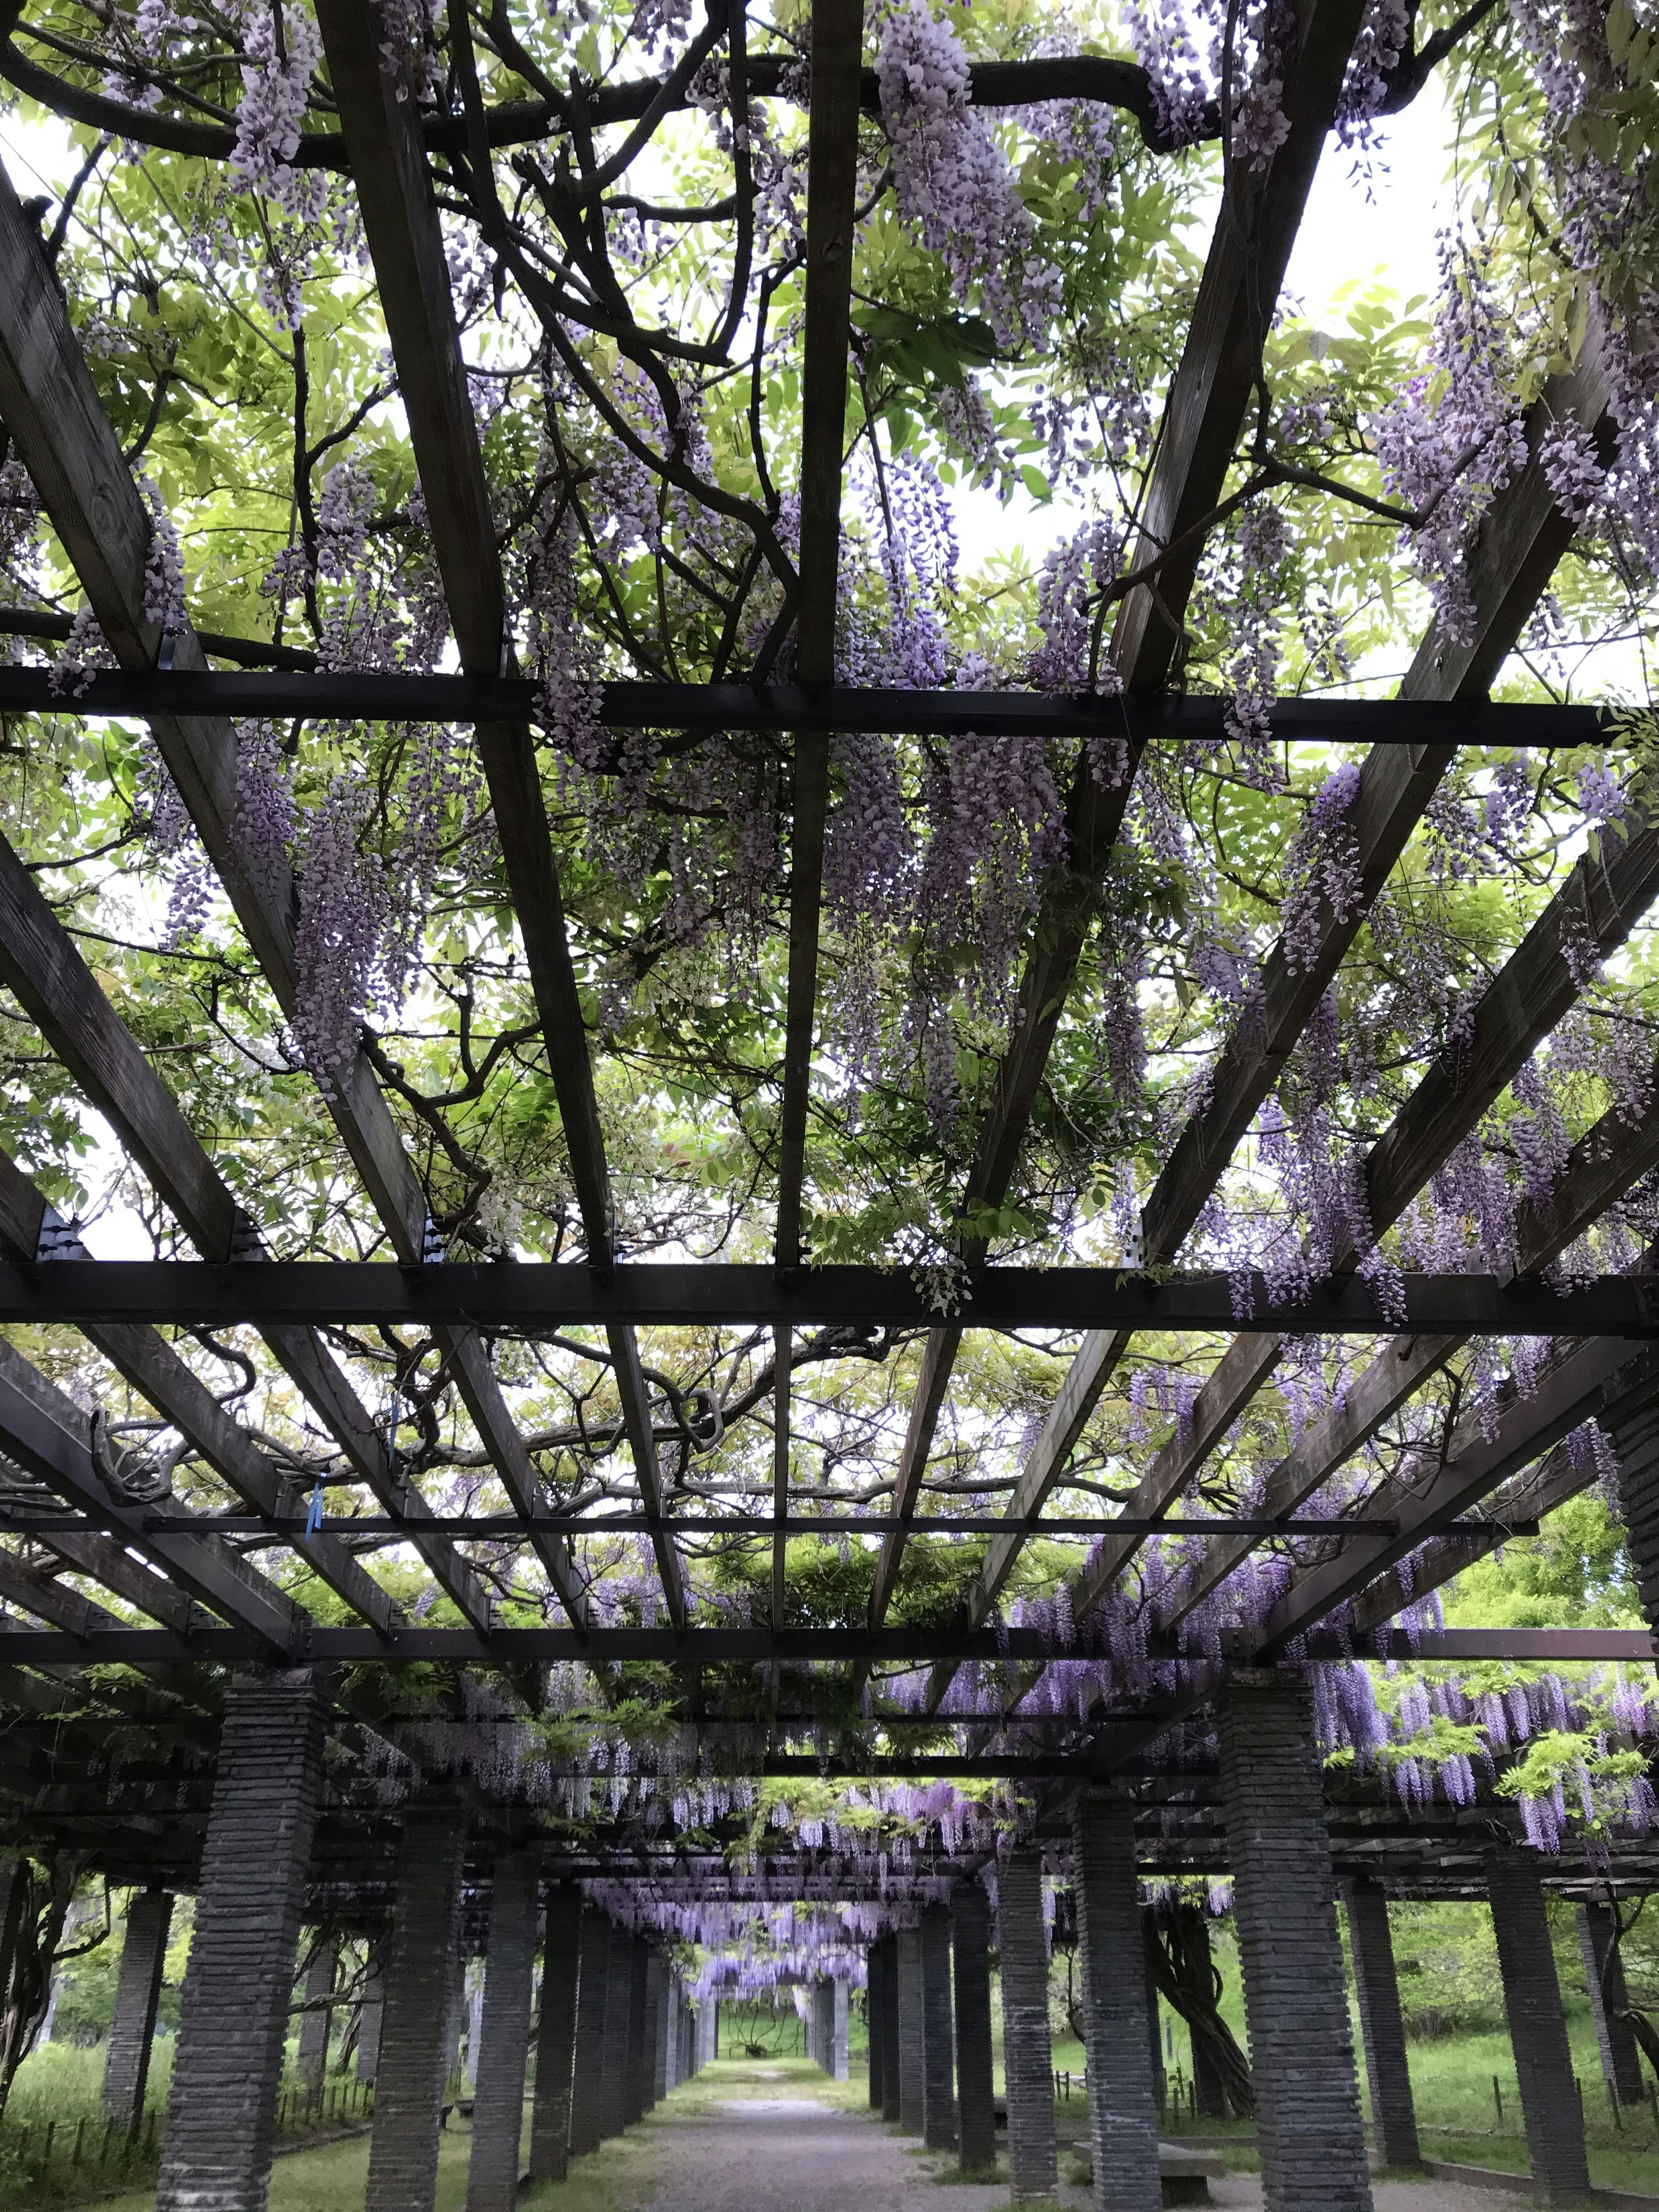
[76,2050,863,2212]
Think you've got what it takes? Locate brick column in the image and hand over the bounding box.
[569,1907,610,2156]
[998,1847,1057,2201]
[103,1888,171,2136]
[952,1881,996,2175]
[1579,1901,1644,2106]
[1344,1877,1421,2169]
[601,1921,634,2137]
[880,1932,902,2122]
[648,1950,671,2104]
[1487,1849,1592,2204]
[625,1937,652,2123]
[364,1805,467,2212]
[1073,1793,1160,2212]
[296,1941,335,2096]
[921,1901,956,2150]
[356,1964,385,2085]
[466,1852,538,2212]
[530,1886,580,2182]
[156,1666,326,2212]
[896,1924,926,2133]
[867,1942,887,2109]
[1217,1672,1371,2212]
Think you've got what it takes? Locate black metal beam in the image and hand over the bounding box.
[0,1260,1652,1333]
[0,1510,1525,1538]
[0,1623,1642,1665]
[0,668,1604,745]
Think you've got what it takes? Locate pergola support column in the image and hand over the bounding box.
[1487,1848,1592,2205]
[466,1851,539,2212]
[1073,1792,1160,2212]
[155,1667,325,2212]
[1343,1877,1421,2168]
[832,1978,849,2082]
[921,1901,956,2150]
[896,1923,925,2134]
[364,1804,467,2212]
[601,1922,634,2138]
[649,1950,671,2104]
[568,1906,610,2157]
[356,1965,385,2085]
[1579,1901,1644,2107]
[625,1936,651,2123]
[867,1942,887,2110]
[880,1932,902,2123]
[952,1881,996,2175]
[103,1887,172,2138]
[529,1886,579,2182]
[296,1941,335,2096]
[998,1847,1057,2201]
[1217,1672,1372,2212]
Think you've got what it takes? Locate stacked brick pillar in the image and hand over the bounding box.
[365,1804,467,2212]
[1343,1876,1421,2169]
[952,1881,997,2174]
[1217,1672,1373,2212]
[465,1851,539,2212]
[1487,1848,1592,2204]
[156,1666,327,2212]
[999,1847,1058,2200]
[102,1887,172,2138]
[920,1902,956,2150]
[1073,1793,1160,2212]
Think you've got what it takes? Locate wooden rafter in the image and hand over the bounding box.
[925,312,1622,1708]
[315,0,678,1628]
[866,0,1369,1627]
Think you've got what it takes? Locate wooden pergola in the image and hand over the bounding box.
[0,0,1649,2059]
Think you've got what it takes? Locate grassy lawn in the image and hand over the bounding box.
[69,2052,863,2212]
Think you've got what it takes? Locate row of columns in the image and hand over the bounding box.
[88,1662,1625,2212]
[131,1667,712,2212]
[865,1672,1611,2212]
[803,1976,849,2079]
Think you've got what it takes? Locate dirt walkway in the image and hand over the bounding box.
[633,2066,1538,2212]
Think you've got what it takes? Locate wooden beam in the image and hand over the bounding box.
[956,312,1625,1668]
[1162,1054,1659,1632]
[775,0,863,1270]
[0,1144,398,1637]
[0,170,516,1639]
[315,0,676,1627]
[0,1261,1652,1332]
[869,0,1367,1623]
[1250,1338,1659,1656]
[0,1338,304,1651]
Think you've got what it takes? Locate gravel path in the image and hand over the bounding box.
[634,2080,1540,2212]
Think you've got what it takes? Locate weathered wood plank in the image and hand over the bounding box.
[316,0,676,1626]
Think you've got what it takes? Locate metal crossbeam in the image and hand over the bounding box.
[0,1259,1649,1332]
[0,1623,1641,1665]
[0,666,1603,742]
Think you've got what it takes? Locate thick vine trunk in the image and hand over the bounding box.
[1142,1904,1254,2120]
